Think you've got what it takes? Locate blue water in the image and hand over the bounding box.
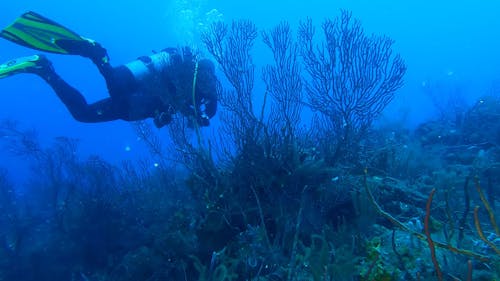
[1,0,499,183]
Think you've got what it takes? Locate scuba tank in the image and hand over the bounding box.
[124,52,171,81]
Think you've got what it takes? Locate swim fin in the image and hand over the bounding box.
[0,54,51,79]
[0,11,99,56]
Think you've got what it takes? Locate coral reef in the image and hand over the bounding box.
[0,10,499,281]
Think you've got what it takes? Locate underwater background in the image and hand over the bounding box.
[0,0,499,280]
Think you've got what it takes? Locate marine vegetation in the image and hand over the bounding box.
[0,10,499,281]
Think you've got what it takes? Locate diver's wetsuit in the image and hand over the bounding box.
[39,47,217,128]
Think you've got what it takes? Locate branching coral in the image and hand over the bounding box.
[298,10,407,164]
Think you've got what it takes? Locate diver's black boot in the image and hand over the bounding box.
[57,37,110,68]
[77,39,111,77]
[78,39,110,67]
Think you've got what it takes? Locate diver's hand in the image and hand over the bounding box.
[198,115,210,127]
[153,111,172,128]
[187,114,210,128]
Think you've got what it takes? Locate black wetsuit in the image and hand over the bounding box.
[40,48,217,128]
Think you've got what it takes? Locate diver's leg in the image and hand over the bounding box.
[76,42,139,100]
[0,54,131,122]
[100,65,139,100]
[38,60,127,123]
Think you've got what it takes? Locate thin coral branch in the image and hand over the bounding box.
[473,206,500,256]
[424,188,443,281]
[458,176,471,246]
[474,176,500,236]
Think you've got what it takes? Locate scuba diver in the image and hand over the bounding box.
[0,11,217,128]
